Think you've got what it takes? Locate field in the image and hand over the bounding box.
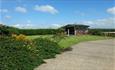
[27,35,110,48]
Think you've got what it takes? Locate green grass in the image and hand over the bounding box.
[58,35,110,48]
[27,35,111,49]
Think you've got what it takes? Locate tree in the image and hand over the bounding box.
[0,24,19,36]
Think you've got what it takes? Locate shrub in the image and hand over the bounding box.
[0,35,63,70]
[18,29,58,35]
[89,29,115,32]
[52,33,66,43]
[89,29,102,36]
[102,32,115,37]
[12,34,27,41]
[0,36,11,41]
[0,37,44,70]
[51,28,66,43]
[34,38,61,59]
[89,29,115,36]
[0,24,19,36]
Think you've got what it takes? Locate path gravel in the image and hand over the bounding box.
[34,39,115,70]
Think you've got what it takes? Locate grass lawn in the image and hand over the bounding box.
[58,35,111,48]
[27,35,111,49]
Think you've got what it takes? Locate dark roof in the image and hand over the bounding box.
[62,24,89,28]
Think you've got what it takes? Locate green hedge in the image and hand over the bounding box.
[18,29,59,35]
[0,36,62,70]
[89,29,115,36]
[0,24,19,36]
[34,38,61,59]
[0,37,44,70]
[89,29,115,32]
[89,29,102,35]
[0,24,61,35]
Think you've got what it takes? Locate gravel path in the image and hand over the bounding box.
[34,39,115,70]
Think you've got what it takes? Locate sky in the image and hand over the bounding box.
[0,0,115,29]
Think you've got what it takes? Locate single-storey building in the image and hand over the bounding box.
[62,24,89,36]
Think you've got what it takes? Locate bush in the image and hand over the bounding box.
[0,24,19,36]
[0,35,63,70]
[89,29,115,36]
[34,38,61,59]
[89,29,103,35]
[102,32,115,37]
[12,34,27,41]
[52,33,66,43]
[0,37,44,70]
[18,29,58,35]
[89,29,115,32]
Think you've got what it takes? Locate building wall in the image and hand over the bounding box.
[65,29,88,36]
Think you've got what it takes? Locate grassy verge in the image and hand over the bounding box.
[58,35,111,48]
[27,35,111,49]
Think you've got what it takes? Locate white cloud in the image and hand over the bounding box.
[26,24,31,26]
[53,18,114,29]
[0,9,8,13]
[13,24,20,27]
[80,17,115,28]
[15,6,27,13]
[107,7,115,15]
[0,21,5,24]
[12,23,34,29]
[5,15,11,19]
[34,5,58,14]
[81,21,93,25]
[12,20,34,28]
[52,24,61,28]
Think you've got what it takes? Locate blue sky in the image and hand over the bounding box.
[0,0,115,29]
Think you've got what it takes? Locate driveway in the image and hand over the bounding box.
[34,39,115,70]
